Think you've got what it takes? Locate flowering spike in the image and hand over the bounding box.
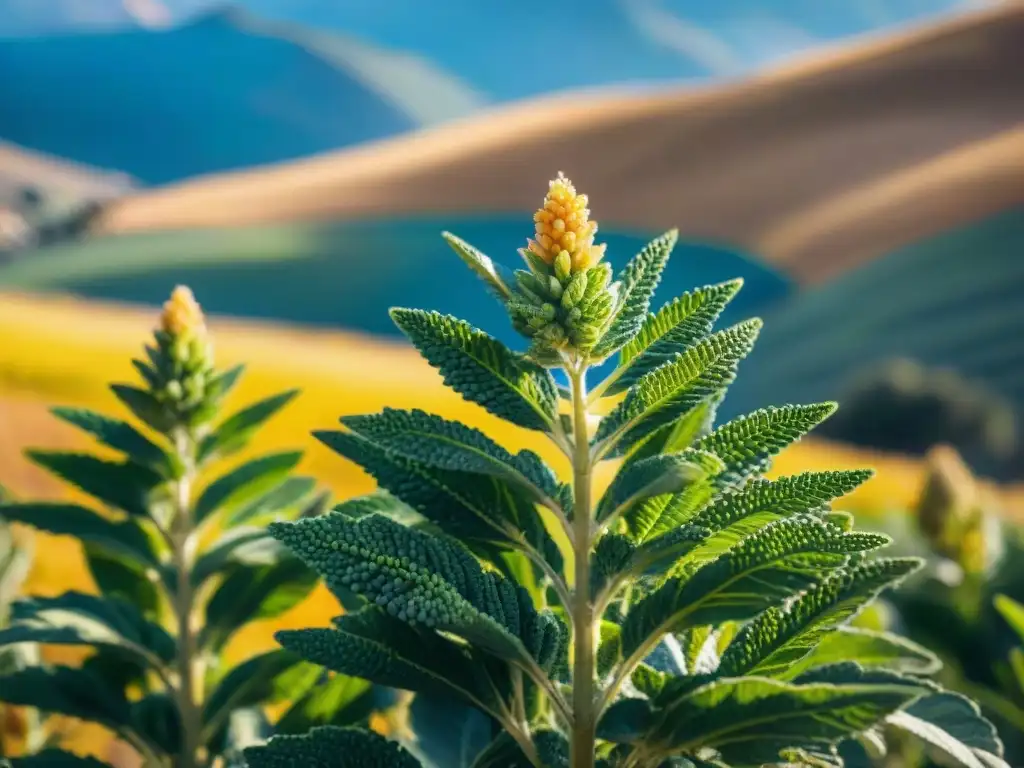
[160,285,207,341]
[527,173,607,274]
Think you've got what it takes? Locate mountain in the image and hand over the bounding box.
[94,2,1024,285]
[0,8,483,184]
[238,0,976,100]
[0,0,164,37]
[0,1,976,103]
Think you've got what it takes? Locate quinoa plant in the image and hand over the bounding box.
[0,289,380,767]
[241,175,1006,768]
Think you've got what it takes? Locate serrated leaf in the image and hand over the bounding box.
[656,470,876,576]
[131,692,180,756]
[592,230,677,359]
[717,558,922,679]
[0,591,175,667]
[696,403,839,488]
[407,694,494,768]
[110,383,175,432]
[679,625,723,676]
[593,533,637,599]
[50,407,169,472]
[243,726,422,768]
[0,665,134,733]
[598,450,723,525]
[84,544,162,618]
[598,620,623,677]
[202,650,307,745]
[788,626,941,679]
[190,527,279,587]
[622,452,728,544]
[276,608,506,718]
[632,664,667,698]
[341,408,561,503]
[647,677,926,763]
[595,320,762,455]
[0,502,157,569]
[598,697,656,743]
[390,309,558,432]
[442,232,513,301]
[272,513,544,669]
[6,750,110,767]
[620,517,889,662]
[888,692,1008,768]
[209,364,245,402]
[274,671,374,735]
[200,557,319,653]
[315,430,563,574]
[194,451,303,524]
[25,451,164,518]
[197,390,299,465]
[609,278,743,394]
[624,399,719,465]
[226,476,318,527]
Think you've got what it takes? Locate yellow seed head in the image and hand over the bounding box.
[527,173,606,273]
[160,285,206,339]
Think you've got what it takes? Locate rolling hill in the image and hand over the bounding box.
[0,7,483,184]
[93,2,1024,284]
[722,208,1024,446]
[0,140,135,209]
[0,218,791,350]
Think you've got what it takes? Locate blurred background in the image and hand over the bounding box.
[1,1,1023,764]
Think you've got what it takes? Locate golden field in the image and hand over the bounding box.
[4,289,1024,760]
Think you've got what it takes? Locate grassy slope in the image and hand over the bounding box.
[0,218,791,348]
[92,3,1024,285]
[725,208,1024,419]
[4,289,1024,758]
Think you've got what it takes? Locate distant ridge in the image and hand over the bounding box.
[0,140,135,206]
[0,7,481,183]
[95,2,1024,284]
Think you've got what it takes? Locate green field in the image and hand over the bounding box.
[0,215,791,350]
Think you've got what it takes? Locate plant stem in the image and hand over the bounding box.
[569,365,597,768]
[171,429,201,768]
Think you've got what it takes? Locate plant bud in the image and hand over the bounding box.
[561,272,588,309]
[554,251,572,282]
[506,176,623,361]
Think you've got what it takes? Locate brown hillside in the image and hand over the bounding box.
[0,141,135,206]
[96,3,1024,285]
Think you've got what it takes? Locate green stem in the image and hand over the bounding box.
[569,365,597,768]
[171,429,202,768]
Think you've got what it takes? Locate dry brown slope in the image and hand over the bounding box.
[0,141,135,205]
[96,3,1024,285]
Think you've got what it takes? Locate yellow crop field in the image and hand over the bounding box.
[3,290,1024,761]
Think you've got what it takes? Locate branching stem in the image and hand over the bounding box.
[170,428,202,768]
[569,364,597,768]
